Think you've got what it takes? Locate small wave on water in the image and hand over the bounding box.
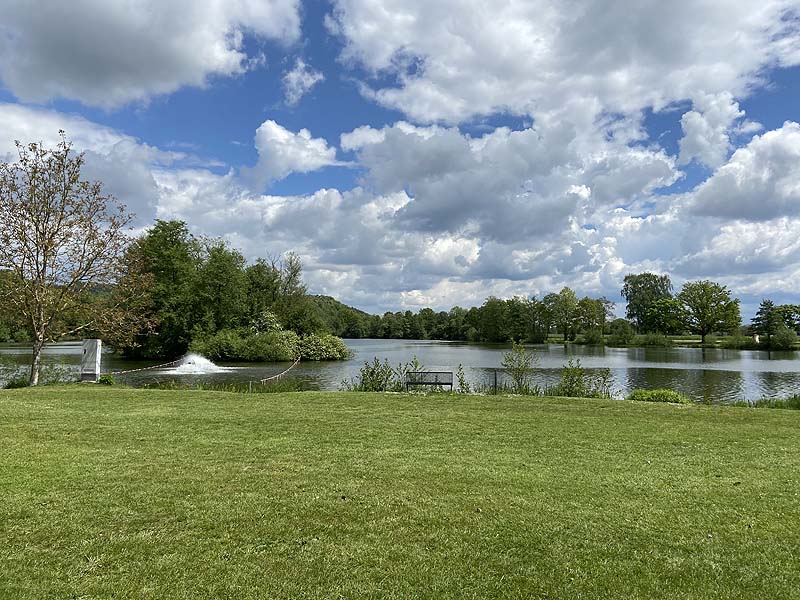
[162,353,232,375]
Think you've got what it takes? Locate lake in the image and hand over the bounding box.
[2,338,799,403]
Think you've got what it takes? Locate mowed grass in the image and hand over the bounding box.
[1,388,799,599]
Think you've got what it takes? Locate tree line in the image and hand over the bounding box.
[319,273,798,350]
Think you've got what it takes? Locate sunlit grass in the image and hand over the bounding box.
[1,386,799,598]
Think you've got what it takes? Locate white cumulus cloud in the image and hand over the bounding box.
[0,0,301,108]
[240,120,345,191]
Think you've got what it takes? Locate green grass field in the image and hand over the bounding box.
[2,387,799,599]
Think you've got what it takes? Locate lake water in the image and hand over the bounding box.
[2,338,799,403]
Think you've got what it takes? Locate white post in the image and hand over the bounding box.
[81,339,102,383]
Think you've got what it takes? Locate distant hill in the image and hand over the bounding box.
[309,295,375,338]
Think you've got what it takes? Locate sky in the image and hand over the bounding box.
[0,0,799,318]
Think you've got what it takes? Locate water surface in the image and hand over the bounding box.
[2,339,799,403]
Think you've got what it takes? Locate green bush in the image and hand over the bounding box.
[340,356,425,392]
[297,334,351,361]
[552,359,614,399]
[607,319,635,346]
[770,325,798,351]
[4,375,29,389]
[627,389,692,404]
[98,374,115,386]
[581,329,605,346]
[636,333,673,347]
[501,342,538,394]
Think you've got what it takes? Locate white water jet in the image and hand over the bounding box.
[164,353,229,375]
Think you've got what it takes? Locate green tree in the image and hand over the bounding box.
[479,296,509,342]
[0,134,147,383]
[545,287,579,341]
[677,280,741,344]
[752,299,781,347]
[194,241,248,332]
[127,220,200,358]
[643,297,685,335]
[621,273,673,331]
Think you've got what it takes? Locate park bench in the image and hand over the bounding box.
[405,371,453,392]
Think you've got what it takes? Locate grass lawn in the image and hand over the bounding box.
[1,387,799,599]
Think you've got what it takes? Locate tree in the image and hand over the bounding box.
[194,240,248,332]
[545,287,579,341]
[642,297,685,335]
[752,299,781,347]
[621,272,673,331]
[677,280,741,344]
[0,133,145,384]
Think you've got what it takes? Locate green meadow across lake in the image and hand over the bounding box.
[2,386,798,599]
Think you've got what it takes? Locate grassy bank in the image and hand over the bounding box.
[2,387,799,599]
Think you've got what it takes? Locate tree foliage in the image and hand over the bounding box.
[0,132,150,384]
[677,280,741,344]
[621,272,673,331]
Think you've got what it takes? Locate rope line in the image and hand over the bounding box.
[108,358,182,376]
[259,357,301,384]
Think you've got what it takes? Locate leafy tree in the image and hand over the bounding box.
[752,299,781,347]
[0,133,148,385]
[545,287,579,341]
[677,280,741,344]
[621,273,673,331]
[643,297,685,335]
[771,324,798,351]
[194,241,248,332]
[607,318,636,345]
[126,220,200,358]
[479,296,509,342]
[578,296,614,334]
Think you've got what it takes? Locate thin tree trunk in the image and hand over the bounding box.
[29,335,44,386]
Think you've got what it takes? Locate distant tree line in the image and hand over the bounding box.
[318,272,798,350]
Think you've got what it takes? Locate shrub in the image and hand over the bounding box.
[298,334,352,361]
[637,333,673,347]
[627,389,692,404]
[770,325,798,351]
[4,374,29,389]
[607,319,635,346]
[581,328,605,346]
[190,329,354,362]
[553,359,614,399]
[98,374,115,386]
[340,356,426,392]
[456,364,471,394]
[501,342,538,394]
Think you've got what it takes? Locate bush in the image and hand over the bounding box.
[607,319,635,346]
[627,389,692,404]
[770,325,798,351]
[4,375,29,389]
[98,374,115,386]
[297,334,351,361]
[637,333,673,347]
[192,329,352,363]
[501,342,538,394]
[340,356,425,392]
[581,328,605,346]
[553,359,614,398]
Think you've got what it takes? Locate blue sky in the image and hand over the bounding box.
[0,0,799,316]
